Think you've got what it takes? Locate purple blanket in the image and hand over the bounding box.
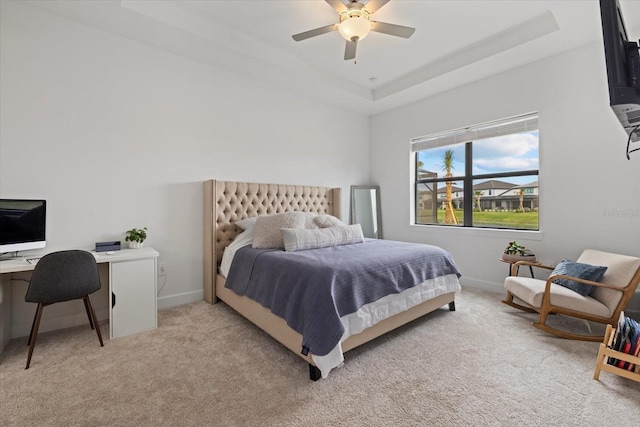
[225,239,461,356]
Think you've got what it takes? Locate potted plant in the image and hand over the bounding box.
[501,241,536,262]
[125,227,147,249]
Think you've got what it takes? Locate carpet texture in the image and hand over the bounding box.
[1,288,639,426]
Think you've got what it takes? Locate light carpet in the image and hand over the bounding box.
[1,288,639,426]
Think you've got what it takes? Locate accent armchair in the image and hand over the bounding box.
[502,249,640,341]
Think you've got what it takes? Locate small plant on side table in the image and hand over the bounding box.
[502,241,536,262]
[504,241,526,256]
[125,227,147,249]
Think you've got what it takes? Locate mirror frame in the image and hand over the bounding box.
[350,185,382,239]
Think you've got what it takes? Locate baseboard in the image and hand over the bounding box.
[157,290,203,309]
[459,276,503,294]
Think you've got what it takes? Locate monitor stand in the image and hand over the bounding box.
[0,252,22,262]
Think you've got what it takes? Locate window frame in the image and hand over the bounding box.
[412,113,539,230]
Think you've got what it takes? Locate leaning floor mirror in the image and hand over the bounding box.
[350,185,382,239]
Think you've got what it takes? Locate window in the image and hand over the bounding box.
[412,113,539,230]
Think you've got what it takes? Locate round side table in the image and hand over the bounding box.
[499,257,539,277]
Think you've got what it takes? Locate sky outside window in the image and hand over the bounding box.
[417,131,539,185]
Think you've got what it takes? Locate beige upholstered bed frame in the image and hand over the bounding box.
[203,180,455,379]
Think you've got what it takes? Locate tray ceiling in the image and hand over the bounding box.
[20,0,640,115]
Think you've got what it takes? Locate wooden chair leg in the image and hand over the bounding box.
[538,308,550,327]
[83,297,95,330]
[27,306,39,346]
[501,292,538,314]
[26,303,44,369]
[533,322,604,342]
[85,296,104,347]
[534,303,603,341]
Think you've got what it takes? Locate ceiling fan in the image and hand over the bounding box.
[292,0,415,61]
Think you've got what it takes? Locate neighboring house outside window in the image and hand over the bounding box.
[412,113,539,230]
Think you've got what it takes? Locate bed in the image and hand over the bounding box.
[203,180,461,380]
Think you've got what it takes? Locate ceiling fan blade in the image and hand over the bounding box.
[292,24,339,41]
[325,0,347,13]
[344,38,357,60]
[364,0,390,14]
[370,21,415,38]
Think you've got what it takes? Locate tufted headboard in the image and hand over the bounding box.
[203,180,341,303]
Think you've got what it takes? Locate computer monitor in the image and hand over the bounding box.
[0,199,47,253]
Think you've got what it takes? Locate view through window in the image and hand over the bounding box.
[413,114,539,230]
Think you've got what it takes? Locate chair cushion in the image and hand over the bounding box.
[550,259,607,296]
[577,249,640,313]
[504,276,611,318]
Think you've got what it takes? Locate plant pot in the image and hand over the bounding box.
[501,253,536,263]
[128,241,144,249]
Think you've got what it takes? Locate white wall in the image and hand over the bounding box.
[0,2,370,334]
[371,40,640,310]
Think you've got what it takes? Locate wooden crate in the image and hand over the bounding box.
[593,323,640,382]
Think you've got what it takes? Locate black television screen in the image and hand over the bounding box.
[600,0,640,153]
[0,199,47,253]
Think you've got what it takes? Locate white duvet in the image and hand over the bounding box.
[220,229,461,378]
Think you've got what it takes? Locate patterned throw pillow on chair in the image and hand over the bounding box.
[551,259,607,296]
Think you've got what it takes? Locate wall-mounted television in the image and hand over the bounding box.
[0,199,47,254]
[600,0,640,158]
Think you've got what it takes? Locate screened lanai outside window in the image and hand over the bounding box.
[413,113,539,230]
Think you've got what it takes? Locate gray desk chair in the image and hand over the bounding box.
[25,250,104,369]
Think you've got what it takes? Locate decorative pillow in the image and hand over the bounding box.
[252,212,307,249]
[281,224,365,252]
[237,212,317,231]
[551,259,608,296]
[313,214,345,228]
[302,212,319,229]
[235,216,258,231]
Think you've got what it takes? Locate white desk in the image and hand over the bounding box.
[0,247,159,353]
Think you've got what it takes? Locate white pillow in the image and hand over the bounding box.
[252,212,307,249]
[235,216,258,231]
[313,214,345,228]
[281,224,365,252]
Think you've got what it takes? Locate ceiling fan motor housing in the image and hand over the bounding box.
[291,0,413,61]
[339,2,372,41]
[340,1,369,21]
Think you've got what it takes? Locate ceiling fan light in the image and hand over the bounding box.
[338,17,371,41]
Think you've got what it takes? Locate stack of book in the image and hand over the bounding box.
[607,311,640,373]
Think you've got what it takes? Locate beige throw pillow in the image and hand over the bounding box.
[252,212,307,249]
[237,212,317,231]
[312,214,345,228]
[303,212,319,229]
